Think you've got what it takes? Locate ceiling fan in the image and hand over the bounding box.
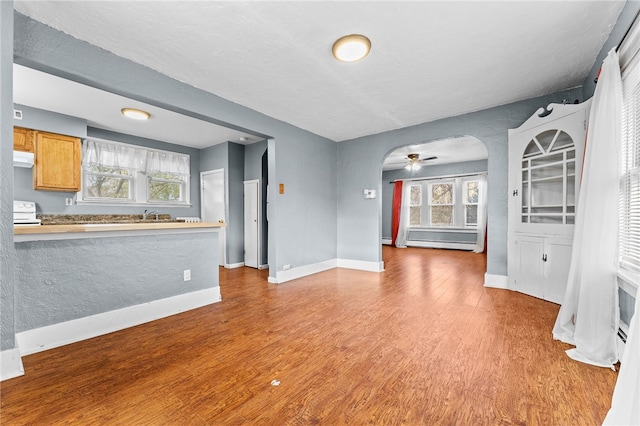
[388,153,438,171]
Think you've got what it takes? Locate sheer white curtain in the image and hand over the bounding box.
[82,139,146,171]
[604,290,639,424]
[146,150,190,176]
[473,174,488,253]
[395,182,410,248]
[552,48,623,369]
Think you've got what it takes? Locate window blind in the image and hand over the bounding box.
[619,43,640,271]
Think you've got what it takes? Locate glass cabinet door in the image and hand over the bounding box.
[520,129,575,225]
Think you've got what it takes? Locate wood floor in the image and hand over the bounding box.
[1,246,617,425]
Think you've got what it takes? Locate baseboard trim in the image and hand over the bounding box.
[407,240,475,250]
[16,287,222,356]
[484,273,509,289]
[381,238,392,245]
[337,259,385,272]
[0,348,25,381]
[225,262,245,269]
[268,276,278,284]
[258,264,269,270]
[274,259,337,284]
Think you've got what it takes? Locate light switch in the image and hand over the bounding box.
[364,189,376,199]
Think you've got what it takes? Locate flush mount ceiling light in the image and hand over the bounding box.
[332,34,371,62]
[121,108,151,120]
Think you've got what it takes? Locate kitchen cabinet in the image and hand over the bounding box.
[34,131,82,192]
[508,100,591,304]
[13,127,36,152]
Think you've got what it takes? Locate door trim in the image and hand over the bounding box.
[244,179,260,268]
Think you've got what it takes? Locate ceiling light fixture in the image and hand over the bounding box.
[332,34,371,62]
[121,108,151,120]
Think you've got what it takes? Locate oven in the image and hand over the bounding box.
[13,200,41,225]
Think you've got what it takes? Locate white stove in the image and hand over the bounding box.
[13,200,41,225]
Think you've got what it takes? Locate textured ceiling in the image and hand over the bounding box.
[14,1,624,142]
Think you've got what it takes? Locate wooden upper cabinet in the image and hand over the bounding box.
[34,131,82,192]
[13,127,36,152]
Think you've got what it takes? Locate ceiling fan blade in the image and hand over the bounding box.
[419,156,438,162]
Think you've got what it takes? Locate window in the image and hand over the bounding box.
[464,180,479,226]
[79,139,190,206]
[406,174,484,229]
[409,185,421,226]
[619,39,640,272]
[429,182,454,226]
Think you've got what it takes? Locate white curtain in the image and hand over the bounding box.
[146,150,190,176]
[82,139,146,171]
[473,173,488,253]
[552,48,623,369]
[395,182,410,248]
[604,290,640,424]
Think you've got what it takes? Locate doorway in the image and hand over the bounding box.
[201,169,226,266]
[244,179,260,268]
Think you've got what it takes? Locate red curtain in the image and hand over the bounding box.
[391,181,403,246]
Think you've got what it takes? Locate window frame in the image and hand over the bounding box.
[463,179,480,228]
[428,181,455,227]
[618,22,640,292]
[409,184,422,226]
[78,139,191,207]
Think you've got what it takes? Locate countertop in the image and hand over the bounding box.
[14,221,225,242]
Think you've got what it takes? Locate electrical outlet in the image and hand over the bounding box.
[183,269,191,281]
[65,198,73,206]
[283,264,291,271]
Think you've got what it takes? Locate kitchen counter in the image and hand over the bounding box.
[15,221,225,242]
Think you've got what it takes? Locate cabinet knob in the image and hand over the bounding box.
[513,189,518,196]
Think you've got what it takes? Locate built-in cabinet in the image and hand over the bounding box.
[14,126,82,192]
[13,127,36,153]
[508,100,591,304]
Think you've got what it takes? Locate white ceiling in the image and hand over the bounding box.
[13,64,259,149]
[14,1,624,145]
[382,136,488,171]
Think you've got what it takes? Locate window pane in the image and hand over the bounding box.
[149,181,182,201]
[431,206,453,226]
[466,205,478,225]
[465,181,479,203]
[410,185,421,205]
[432,183,453,204]
[410,206,421,226]
[84,175,130,199]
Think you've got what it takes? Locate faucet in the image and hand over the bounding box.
[143,209,159,221]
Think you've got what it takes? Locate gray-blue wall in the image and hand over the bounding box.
[381,160,488,240]
[15,232,218,332]
[228,142,245,265]
[1,0,15,351]
[337,88,583,277]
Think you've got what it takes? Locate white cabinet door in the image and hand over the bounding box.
[512,236,545,299]
[511,234,573,304]
[543,237,573,304]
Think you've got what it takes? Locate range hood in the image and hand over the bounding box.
[13,151,34,168]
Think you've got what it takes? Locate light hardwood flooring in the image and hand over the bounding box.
[1,246,618,425]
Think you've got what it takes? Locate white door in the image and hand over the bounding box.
[201,169,226,266]
[244,180,259,268]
